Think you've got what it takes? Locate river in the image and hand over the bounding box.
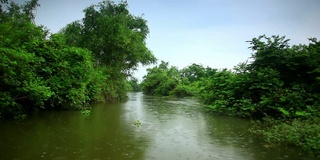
[0,92,314,160]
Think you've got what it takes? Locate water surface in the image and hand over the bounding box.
[0,92,313,159]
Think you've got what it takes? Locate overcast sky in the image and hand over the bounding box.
[22,0,320,80]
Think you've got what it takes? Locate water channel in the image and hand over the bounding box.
[0,92,314,160]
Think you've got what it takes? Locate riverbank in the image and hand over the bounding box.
[139,35,320,158]
[250,116,320,157]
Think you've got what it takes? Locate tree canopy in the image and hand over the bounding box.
[60,0,156,101]
[61,0,156,75]
[0,0,156,118]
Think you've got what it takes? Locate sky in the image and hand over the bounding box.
[15,0,320,80]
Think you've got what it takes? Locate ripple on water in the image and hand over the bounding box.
[0,92,315,160]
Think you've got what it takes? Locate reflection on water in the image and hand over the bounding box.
[0,92,313,160]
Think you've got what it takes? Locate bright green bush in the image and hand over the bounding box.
[252,117,320,156]
[141,61,179,96]
[0,0,108,117]
[31,34,99,109]
[169,84,196,97]
[0,1,53,117]
[61,0,156,101]
[126,78,141,92]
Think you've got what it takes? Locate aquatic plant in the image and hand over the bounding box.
[134,120,141,126]
[81,109,91,116]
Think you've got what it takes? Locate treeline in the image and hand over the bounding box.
[126,77,141,92]
[141,35,320,156]
[0,0,155,118]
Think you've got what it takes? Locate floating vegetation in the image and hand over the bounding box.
[81,109,91,116]
[134,120,141,127]
[14,114,27,119]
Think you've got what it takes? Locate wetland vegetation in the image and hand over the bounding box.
[0,0,319,158]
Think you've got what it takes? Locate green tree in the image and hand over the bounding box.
[170,64,216,97]
[180,63,206,83]
[141,61,179,96]
[60,0,157,71]
[30,34,100,109]
[195,35,320,119]
[246,35,320,118]
[0,0,51,118]
[0,0,103,118]
[126,77,141,92]
[61,0,156,100]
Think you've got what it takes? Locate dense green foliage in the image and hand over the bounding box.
[1,0,319,156]
[251,117,320,156]
[60,0,156,100]
[141,35,320,156]
[197,35,320,119]
[0,0,103,118]
[141,61,180,96]
[126,77,141,92]
[0,0,155,118]
[143,35,320,119]
[141,62,216,97]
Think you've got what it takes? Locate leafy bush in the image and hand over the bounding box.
[170,84,195,97]
[61,0,156,101]
[251,117,320,157]
[0,2,53,117]
[141,61,179,96]
[126,77,141,92]
[0,0,107,117]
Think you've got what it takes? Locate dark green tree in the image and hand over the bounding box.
[246,35,320,118]
[61,0,156,100]
[141,61,179,96]
[180,63,206,83]
[0,0,103,118]
[61,0,157,72]
[0,0,50,118]
[127,77,141,92]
